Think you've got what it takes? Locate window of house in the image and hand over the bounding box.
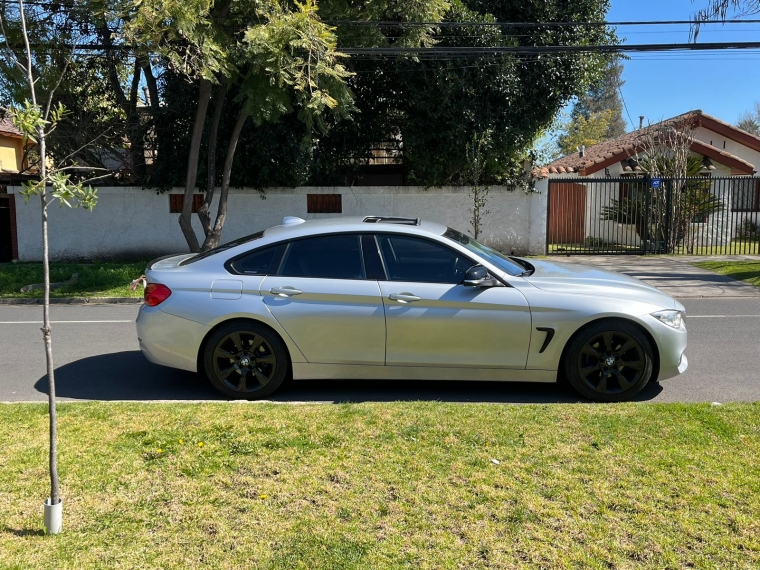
[307,194,342,214]
[169,194,204,213]
[732,179,760,212]
[279,235,364,279]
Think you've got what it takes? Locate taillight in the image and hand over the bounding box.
[144,283,172,306]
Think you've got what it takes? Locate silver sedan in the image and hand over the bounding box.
[136,216,687,402]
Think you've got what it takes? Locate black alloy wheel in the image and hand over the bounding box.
[564,320,653,402]
[203,322,289,399]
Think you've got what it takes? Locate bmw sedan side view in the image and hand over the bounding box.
[136,216,688,402]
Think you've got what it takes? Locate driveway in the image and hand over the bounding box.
[546,254,760,298]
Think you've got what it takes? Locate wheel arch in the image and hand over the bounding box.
[196,317,294,378]
[557,316,660,384]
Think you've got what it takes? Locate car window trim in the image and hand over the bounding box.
[227,231,382,281]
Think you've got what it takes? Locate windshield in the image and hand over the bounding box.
[442,228,528,276]
[179,231,265,266]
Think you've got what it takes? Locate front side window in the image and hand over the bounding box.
[280,235,365,280]
[377,234,472,284]
[442,228,525,276]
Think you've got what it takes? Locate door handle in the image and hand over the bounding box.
[389,292,421,303]
[270,286,303,297]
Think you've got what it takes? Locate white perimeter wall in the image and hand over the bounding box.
[10,182,549,261]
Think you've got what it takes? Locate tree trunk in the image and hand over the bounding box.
[199,80,229,239]
[202,110,248,250]
[127,60,146,183]
[179,79,213,252]
[39,130,60,506]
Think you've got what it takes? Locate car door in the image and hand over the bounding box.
[376,233,532,369]
[259,233,386,365]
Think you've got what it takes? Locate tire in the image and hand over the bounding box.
[203,321,289,400]
[563,319,653,402]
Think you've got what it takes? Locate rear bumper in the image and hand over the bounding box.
[136,305,209,373]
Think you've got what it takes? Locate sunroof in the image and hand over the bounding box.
[362,216,420,226]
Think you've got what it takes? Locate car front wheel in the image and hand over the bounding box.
[203,321,289,400]
[563,319,653,402]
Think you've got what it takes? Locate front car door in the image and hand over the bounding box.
[259,233,386,365]
[376,233,532,368]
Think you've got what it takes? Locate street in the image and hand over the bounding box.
[1,296,759,403]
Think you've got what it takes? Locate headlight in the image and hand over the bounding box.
[652,310,683,328]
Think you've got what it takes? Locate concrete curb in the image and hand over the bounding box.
[0,297,143,305]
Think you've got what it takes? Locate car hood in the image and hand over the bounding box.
[522,259,680,310]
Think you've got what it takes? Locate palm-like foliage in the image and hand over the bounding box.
[601,156,725,253]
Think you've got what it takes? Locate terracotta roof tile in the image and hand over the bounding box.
[0,116,24,137]
[537,110,756,178]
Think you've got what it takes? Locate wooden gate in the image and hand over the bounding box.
[548,182,586,246]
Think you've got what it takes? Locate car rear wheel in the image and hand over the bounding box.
[563,319,653,402]
[203,321,289,400]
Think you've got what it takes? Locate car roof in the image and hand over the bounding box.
[262,216,448,241]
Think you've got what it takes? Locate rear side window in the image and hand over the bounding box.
[230,244,286,275]
[180,231,265,265]
[280,235,365,280]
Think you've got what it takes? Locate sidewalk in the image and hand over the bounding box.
[546,255,760,298]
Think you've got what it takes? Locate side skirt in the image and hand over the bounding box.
[292,363,557,383]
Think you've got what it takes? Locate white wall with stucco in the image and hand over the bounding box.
[10,184,549,261]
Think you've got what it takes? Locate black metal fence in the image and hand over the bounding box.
[547,177,760,255]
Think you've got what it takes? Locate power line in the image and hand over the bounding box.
[341,41,760,56]
[326,19,760,27]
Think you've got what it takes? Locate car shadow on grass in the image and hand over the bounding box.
[36,350,663,404]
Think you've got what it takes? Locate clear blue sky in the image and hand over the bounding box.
[608,0,760,128]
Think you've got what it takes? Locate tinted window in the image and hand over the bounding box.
[377,235,472,284]
[230,244,286,275]
[280,235,365,279]
[442,228,525,276]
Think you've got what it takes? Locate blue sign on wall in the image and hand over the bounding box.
[650,177,663,189]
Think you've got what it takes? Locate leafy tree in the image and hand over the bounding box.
[737,101,760,136]
[0,1,158,183]
[556,57,626,155]
[148,0,616,191]
[464,130,493,239]
[571,58,626,137]
[120,0,355,251]
[556,109,618,156]
[0,0,99,534]
[693,0,760,29]
[326,0,618,186]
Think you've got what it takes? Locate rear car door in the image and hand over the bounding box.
[259,234,386,365]
[376,233,532,368]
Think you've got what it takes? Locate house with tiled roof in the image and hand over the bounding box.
[535,111,760,253]
[0,116,29,176]
[536,110,760,178]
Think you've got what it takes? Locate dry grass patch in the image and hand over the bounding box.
[0,402,759,569]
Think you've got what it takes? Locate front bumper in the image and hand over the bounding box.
[136,305,210,373]
[639,313,688,381]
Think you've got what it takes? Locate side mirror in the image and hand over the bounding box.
[463,265,498,287]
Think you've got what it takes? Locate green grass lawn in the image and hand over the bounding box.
[694,260,760,289]
[1,402,758,569]
[0,261,147,298]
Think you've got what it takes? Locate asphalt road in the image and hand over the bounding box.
[1,297,758,403]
